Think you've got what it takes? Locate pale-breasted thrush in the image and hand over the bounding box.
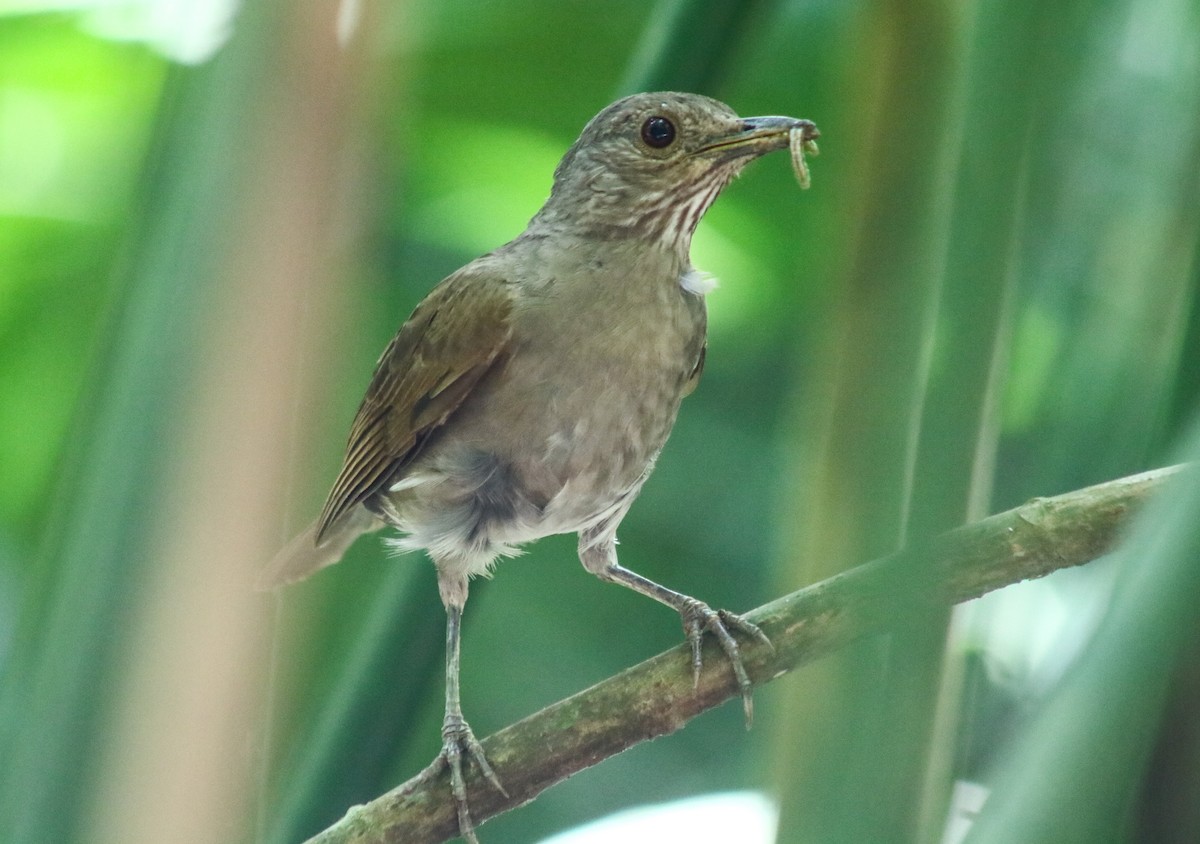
[263,91,819,843]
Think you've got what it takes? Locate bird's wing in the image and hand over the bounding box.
[315,268,514,542]
[681,341,706,398]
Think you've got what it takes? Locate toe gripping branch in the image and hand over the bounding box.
[677,597,773,728]
[435,714,507,844]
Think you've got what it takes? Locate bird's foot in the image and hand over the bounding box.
[431,713,507,844]
[678,597,773,728]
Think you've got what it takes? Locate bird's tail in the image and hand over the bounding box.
[257,507,383,590]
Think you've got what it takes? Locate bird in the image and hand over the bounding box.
[262,91,818,843]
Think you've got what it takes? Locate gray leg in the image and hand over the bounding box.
[578,532,771,727]
[433,585,506,844]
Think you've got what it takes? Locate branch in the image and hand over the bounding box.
[305,466,1180,844]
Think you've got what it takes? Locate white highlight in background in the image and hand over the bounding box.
[538,791,778,844]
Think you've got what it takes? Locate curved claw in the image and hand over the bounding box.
[678,599,771,729]
[440,715,507,844]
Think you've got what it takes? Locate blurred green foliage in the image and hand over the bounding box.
[1,1,1198,843]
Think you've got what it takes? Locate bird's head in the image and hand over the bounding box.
[533,91,818,252]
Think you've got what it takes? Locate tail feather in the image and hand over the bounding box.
[258,507,383,590]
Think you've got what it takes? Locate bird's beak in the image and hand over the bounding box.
[694,116,819,160]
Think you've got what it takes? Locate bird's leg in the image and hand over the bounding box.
[432,597,506,844]
[578,535,771,727]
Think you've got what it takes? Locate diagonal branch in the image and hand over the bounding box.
[305,466,1180,844]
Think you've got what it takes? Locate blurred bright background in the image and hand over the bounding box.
[2,1,1199,843]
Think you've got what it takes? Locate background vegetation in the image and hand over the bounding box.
[1,1,1198,843]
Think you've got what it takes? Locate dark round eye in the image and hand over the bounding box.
[641,115,676,149]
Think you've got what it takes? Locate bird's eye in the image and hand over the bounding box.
[640,116,676,149]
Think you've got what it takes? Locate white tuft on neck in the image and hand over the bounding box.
[679,269,718,295]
